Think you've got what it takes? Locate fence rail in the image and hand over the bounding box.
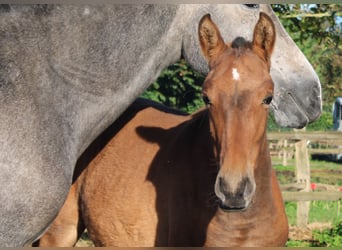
[268,131,342,141]
[282,191,342,202]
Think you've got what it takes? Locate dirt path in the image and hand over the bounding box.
[289,222,332,241]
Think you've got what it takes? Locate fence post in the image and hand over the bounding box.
[283,139,288,166]
[295,139,311,228]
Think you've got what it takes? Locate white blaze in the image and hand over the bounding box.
[232,68,240,81]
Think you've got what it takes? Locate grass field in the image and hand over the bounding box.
[273,157,342,246]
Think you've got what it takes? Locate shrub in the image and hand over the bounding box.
[141,59,205,113]
[312,220,342,246]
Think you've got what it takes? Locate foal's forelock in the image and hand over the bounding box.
[230,37,252,57]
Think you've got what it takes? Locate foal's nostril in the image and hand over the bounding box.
[238,177,255,199]
[243,178,255,199]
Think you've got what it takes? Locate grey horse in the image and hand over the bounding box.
[0,4,321,246]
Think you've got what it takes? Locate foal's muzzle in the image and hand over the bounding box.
[215,176,256,211]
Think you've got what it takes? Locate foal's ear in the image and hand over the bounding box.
[198,14,226,64]
[252,12,276,69]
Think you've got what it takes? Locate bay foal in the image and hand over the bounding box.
[37,13,288,247]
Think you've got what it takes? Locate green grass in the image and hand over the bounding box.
[310,201,341,224]
[285,201,341,226]
[286,239,312,247]
[273,157,342,246]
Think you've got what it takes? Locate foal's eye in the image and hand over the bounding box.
[202,95,212,106]
[262,96,273,105]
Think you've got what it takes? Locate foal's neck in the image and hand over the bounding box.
[253,135,274,200]
[186,111,287,246]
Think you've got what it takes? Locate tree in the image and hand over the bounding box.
[141,59,205,113]
[271,4,341,104]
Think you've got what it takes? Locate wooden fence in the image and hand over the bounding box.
[267,130,342,228]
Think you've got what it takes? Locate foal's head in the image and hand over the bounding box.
[198,13,275,211]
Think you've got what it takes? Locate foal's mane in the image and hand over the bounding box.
[188,108,210,132]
